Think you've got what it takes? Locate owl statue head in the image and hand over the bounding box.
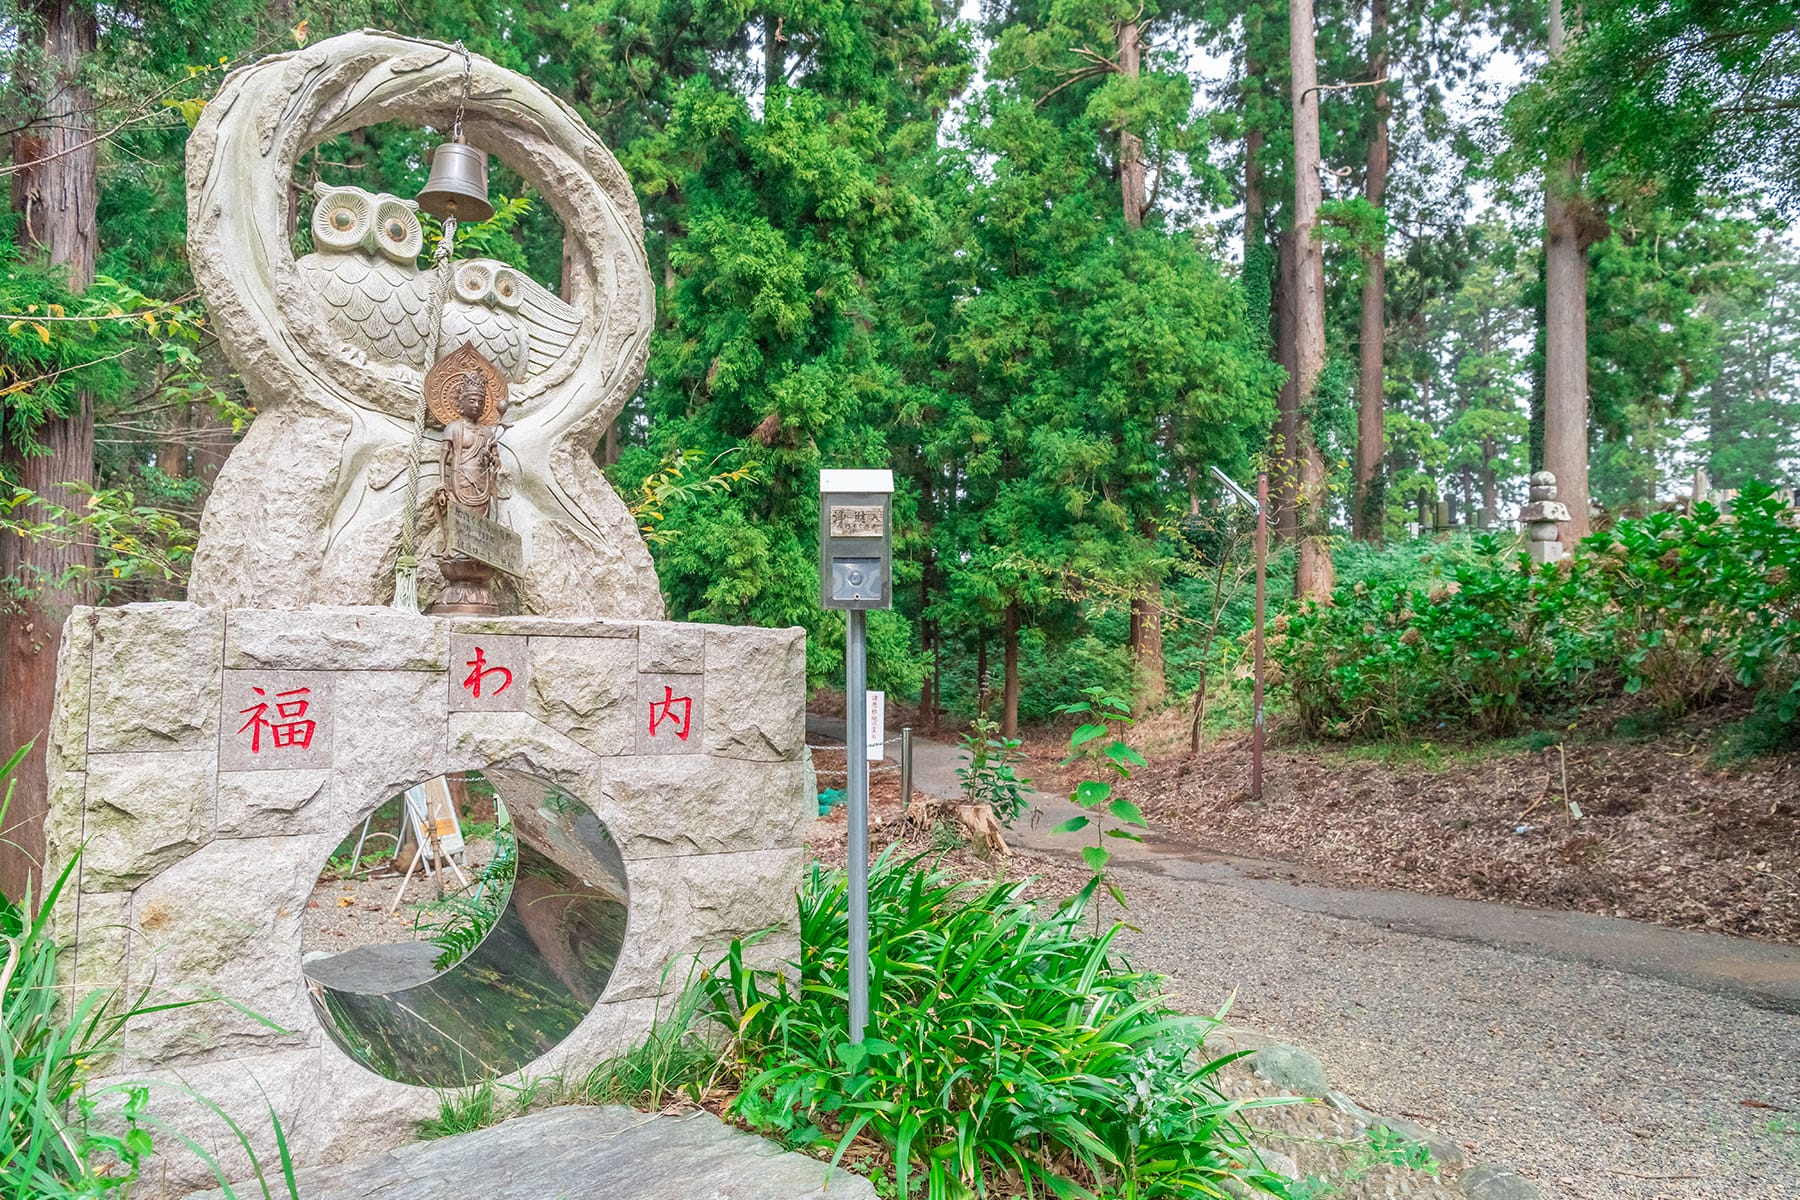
[310,181,423,264]
[453,260,524,311]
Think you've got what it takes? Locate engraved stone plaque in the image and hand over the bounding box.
[218,669,335,771]
[638,673,705,755]
[449,633,529,712]
[443,506,525,576]
[828,504,886,538]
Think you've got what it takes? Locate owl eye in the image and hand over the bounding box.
[330,208,357,231]
[496,277,516,299]
[384,217,409,242]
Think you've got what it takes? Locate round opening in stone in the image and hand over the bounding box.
[300,769,627,1087]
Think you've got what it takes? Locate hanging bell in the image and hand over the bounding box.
[417,139,494,224]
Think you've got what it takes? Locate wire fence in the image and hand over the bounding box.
[808,734,910,780]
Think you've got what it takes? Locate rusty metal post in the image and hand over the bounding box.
[1253,471,1268,802]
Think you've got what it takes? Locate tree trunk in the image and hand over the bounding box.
[1352,0,1389,543]
[1117,16,1161,700]
[157,406,190,479]
[1481,436,1498,528]
[763,10,783,99]
[1001,604,1020,739]
[1117,18,1146,228]
[976,639,987,718]
[1289,0,1334,601]
[1543,0,1591,542]
[1274,231,1301,540]
[1132,519,1165,705]
[1243,16,1266,272]
[0,0,99,901]
[190,349,235,487]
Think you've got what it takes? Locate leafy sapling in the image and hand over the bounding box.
[1052,686,1149,928]
[954,715,1032,827]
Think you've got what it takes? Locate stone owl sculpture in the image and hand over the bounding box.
[296,181,580,383]
[184,33,663,620]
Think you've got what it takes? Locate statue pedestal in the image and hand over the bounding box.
[44,603,806,1190]
[429,555,500,615]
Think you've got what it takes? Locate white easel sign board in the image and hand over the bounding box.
[867,690,886,761]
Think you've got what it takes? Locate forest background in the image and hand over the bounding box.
[1,0,1798,892]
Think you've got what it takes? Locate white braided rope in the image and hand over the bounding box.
[391,214,457,611]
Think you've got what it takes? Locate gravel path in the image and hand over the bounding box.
[818,719,1800,1200]
[1107,860,1799,1200]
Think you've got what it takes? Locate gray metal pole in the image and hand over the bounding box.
[900,726,913,811]
[845,608,870,1044]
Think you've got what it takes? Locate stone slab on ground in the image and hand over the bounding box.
[180,1106,876,1200]
[301,941,444,994]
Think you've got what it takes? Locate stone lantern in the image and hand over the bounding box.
[1520,471,1571,563]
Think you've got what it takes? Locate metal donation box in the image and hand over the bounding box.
[818,469,894,611]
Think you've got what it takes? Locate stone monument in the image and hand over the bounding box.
[1520,471,1571,563]
[44,32,807,1191]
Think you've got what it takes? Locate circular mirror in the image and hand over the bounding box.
[301,768,627,1087]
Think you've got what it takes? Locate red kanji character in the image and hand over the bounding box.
[461,646,513,699]
[237,686,316,753]
[647,686,692,741]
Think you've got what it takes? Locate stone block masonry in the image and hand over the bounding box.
[45,603,808,1195]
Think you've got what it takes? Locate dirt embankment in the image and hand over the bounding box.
[1014,707,1799,943]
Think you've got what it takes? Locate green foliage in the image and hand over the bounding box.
[412,824,516,973]
[581,970,730,1111]
[1510,0,1800,215]
[708,855,1287,1200]
[1270,485,1800,739]
[416,1080,497,1140]
[0,483,198,601]
[1052,688,1150,923]
[421,196,537,271]
[952,716,1031,828]
[617,446,761,546]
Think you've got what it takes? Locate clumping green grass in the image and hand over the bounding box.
[435,852,1292,1197]
[418,1081,498,1140]
[691,854,1287,1200]
[1710,707,1800,766]
[1317,732,1539,772]
[583,971,729,1110]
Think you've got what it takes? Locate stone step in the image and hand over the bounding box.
[180,1106,876,1200]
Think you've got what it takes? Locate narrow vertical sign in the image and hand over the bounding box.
[867,690,886,761]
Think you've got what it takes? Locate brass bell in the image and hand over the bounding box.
[417,139,493,224]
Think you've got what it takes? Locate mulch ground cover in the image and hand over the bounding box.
[1016,705,1799,943]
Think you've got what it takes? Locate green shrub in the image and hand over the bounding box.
[1270,483,1800,741]
[1572,485,1799,722]
[703,856,1286,1200]
[953,717,1032,828]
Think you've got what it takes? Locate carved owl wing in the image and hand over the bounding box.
[297,252,432,368]
[439,259,581,384]
[440,293,527,380]
[511,268,582,378]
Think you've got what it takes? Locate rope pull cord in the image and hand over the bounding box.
[391,214,457,611]
[392,42,476,611]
